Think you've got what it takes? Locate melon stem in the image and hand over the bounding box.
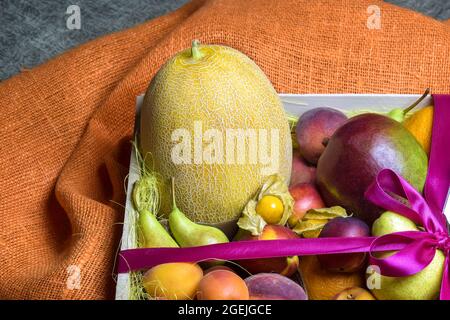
[191,40,204,60]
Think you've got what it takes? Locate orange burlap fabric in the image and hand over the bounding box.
[1,0,450,300]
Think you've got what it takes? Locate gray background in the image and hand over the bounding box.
[1,0,450,80]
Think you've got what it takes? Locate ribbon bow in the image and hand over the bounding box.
[365,169,449,300]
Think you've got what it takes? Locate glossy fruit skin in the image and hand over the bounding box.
[295,107,347,164]
[234,225,299,276]
[255,195,284,224]
[290,150,316,186]
[245,273,307,300]
[403,105,433,156]
[317,217,370,272]
[197,270,249,300]
[316,113,428,225]
[333,287,376,300]
[299,255,365,300]
[288,183,325,227]
[143,263,203,300]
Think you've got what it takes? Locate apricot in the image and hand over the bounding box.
[197,270,249,300]
[204,265,234,274]
[143,262,203,300]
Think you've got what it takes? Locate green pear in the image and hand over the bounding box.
[368,211,445,300]
[138,209,179,248]
[168,178,229,247]
[372,211,419,235]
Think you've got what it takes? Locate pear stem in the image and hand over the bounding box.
[403,88,430,115]
[191,40,204,60]
[171,177,177,209]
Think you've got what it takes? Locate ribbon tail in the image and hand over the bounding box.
[440,254,450,300]
[426,95,450,213]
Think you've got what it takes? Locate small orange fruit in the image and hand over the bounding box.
[256,195,284,224]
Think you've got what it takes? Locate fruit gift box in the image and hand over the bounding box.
[115,41,450,300]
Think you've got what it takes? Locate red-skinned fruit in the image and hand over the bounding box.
[288,183,325,227]
[290,149,316,186]
[245,273,308,300]
[316,113,428,225]
[295,107,347,165]
[317,217,370,272]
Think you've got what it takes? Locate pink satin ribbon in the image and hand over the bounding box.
[118,95,450,299]
[365,169,449,300]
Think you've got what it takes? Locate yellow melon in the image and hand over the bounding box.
[140,40,291,233]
